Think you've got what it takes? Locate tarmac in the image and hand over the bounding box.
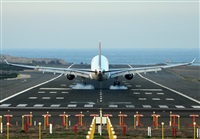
[0,65,199,127]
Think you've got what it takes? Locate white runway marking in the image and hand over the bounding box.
[191,106,200,109]
[159,105,169,108]
[126,105,135,108]
[139,98,147,100]
[175,105,185,108]
[100,90,102,103]
[68,104,77,107]
[138,73,200,105]
[132,89,162,91]
[109,105,118,108]
[152,98,160,100]
[56,97,64,100]
[34,104,44,107]
[166,98,174,101]
[61,92,69,94]
[50,91,57,94]
[157,93,164,95]
[50,104,60,107]
[42,97,50,100]
[0,74,62,103]
[145,92,152,95]
[133,92,140,95]
[40,88,70,90]
[143,105,151,108]
[38,91,45,94]
[109,102,131,104]
[17,104,27,107]
[84,104,93,107]
[0,104,11,107]
[29,97,37,99]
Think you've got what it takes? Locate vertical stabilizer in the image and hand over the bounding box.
[98,41,101,69]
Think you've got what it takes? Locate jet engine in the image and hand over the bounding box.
[66,74,75,80]
[125,74,133,80]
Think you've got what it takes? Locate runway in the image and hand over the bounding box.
[0,68,199,110]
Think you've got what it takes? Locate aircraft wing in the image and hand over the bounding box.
[4,59,91,78]
[110,59,195,78]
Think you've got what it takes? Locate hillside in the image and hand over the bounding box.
[0,54,68,65]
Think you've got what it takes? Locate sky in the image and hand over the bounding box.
[0,0,199,49]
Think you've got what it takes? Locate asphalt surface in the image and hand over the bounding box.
[0,65,199,127]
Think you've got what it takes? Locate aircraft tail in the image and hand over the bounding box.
[98,41,101,69]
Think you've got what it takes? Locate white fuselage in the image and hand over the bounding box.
[89,55,110,81]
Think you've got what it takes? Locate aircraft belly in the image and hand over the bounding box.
[90,73,109,81]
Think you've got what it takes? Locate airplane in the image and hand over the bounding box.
[4,42,195,86]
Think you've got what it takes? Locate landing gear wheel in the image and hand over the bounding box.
[114,81,120,86]
[81,77,86,85]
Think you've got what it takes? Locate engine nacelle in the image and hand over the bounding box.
[66,74,75,80]
[125,74,133,80]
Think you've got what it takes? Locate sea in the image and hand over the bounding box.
[2,48,200,65]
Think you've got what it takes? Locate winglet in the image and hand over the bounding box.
[4,59,9,65]
[190,58,196,65]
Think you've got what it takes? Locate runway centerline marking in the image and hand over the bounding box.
[138,73,200,105]
[100,89,102,103]
[0,74,62,103]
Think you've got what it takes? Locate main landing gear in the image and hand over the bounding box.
[113,77,120,86]
[81,77,86,85]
